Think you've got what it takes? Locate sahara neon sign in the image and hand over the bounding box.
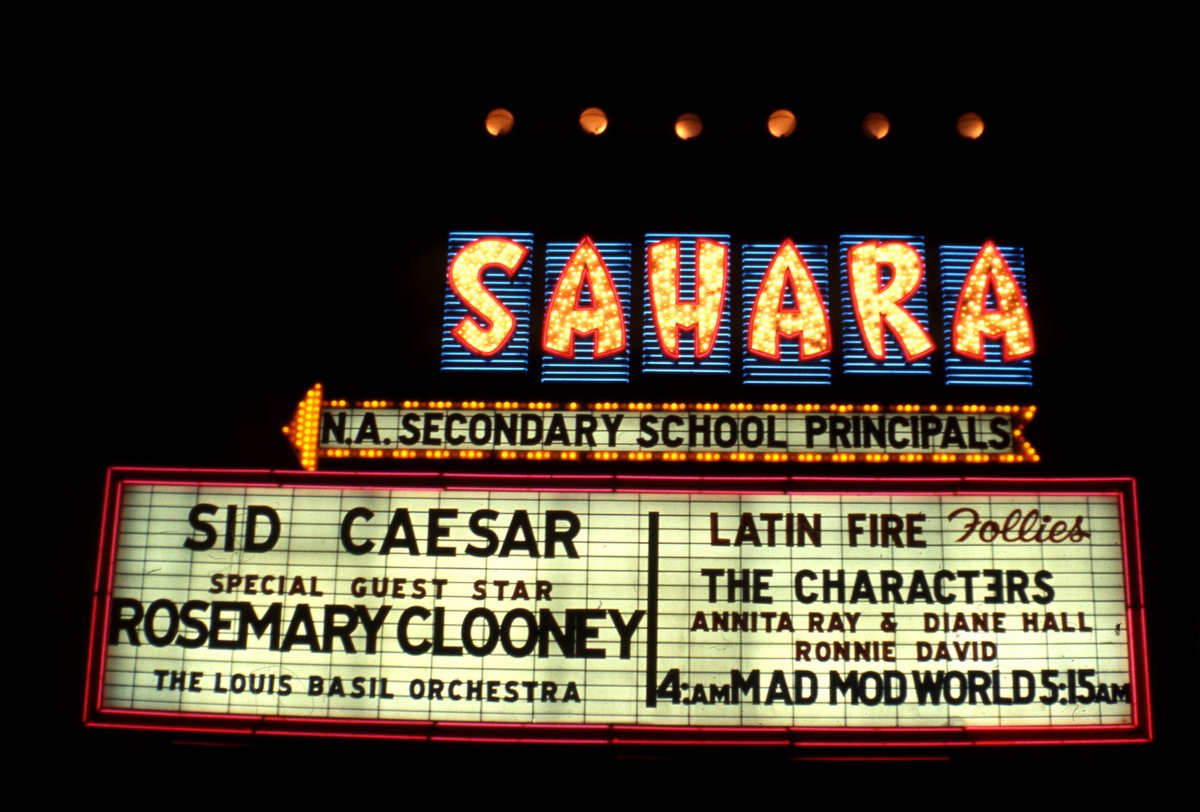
[440,233,1035,386]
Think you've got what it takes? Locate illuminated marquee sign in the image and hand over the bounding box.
[87,470,1148,746]
[443,233,1036,386]
[283,385,1038,470]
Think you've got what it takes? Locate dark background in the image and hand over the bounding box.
[42,42,1191,795]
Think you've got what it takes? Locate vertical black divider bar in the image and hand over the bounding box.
[645,510,660,708]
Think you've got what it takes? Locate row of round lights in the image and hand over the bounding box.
[326,448,1032,463]
[485,108,986,141]
[320,398,1026,414]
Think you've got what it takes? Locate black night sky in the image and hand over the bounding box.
[43,42,1191,795]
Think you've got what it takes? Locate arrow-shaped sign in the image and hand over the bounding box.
[283,384,1038,471]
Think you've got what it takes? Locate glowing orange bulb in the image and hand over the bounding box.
[957,112,984,139]
[863,112,890,140]
[485,108,514,136]
[768,109,797,138]
[675,113,702,140]
[579,107,608,135]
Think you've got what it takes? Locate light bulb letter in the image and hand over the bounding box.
[648,238,728,359]
[448,238,528,357]
[952,241,1035,361]
[748,239,831,361]
[543,237,627,358]
[848,240,935,361]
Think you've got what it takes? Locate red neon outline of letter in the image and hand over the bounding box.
[542,236,627,359]
[448,237,529,357]
[952,241,1036,361]
[848,240,935,362]
[648,237,728,360]
[748,239,832,361]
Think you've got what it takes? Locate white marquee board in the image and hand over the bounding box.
[86,470,1148,746]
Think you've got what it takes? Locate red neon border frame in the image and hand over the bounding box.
[85,468,1150,748]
